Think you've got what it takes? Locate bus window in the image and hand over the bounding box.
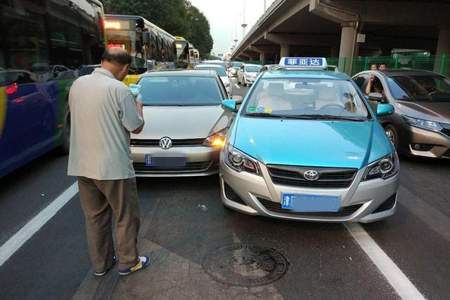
[0,0,105,177]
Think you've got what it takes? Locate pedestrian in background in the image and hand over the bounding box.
[379,63,387,71]
[370,64,378,70]
[68,47,150,277]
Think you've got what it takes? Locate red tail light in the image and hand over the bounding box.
[5,83,18,95]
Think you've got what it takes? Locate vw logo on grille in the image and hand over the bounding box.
[159,137,172,150]
[303,170,320,181]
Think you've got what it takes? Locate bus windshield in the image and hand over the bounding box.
[105,18,146,73]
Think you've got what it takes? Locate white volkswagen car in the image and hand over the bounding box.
[129,70,236,177]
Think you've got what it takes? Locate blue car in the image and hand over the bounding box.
[219,57,399,223]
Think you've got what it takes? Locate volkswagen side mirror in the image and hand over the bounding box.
[222,99,237,112]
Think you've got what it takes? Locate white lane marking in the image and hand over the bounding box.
[346,223,426,300]
[0,182,78,267]
[234,83,240,89]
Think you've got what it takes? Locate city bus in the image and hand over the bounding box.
[104,14,178,84]
[174,37,200,68]
[0,0,105,177]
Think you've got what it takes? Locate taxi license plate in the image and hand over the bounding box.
[281,193,340,212]
[144,155,186,168]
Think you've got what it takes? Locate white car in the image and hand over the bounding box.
[194,64,232,96]
[237,64,262,86]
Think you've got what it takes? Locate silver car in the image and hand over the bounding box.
[130,70,234,177]
[237,64,262,86]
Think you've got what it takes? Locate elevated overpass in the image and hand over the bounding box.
[232,0,450,73]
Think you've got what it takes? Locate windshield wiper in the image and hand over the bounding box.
[287,114,367,121]
[245,112,291,119]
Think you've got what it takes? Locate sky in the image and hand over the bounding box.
[189,0,276,55]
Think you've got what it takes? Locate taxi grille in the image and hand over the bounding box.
[267,165,357,188]
[134,161,212,172]
[258,198,361,217]
[131,138,205,147]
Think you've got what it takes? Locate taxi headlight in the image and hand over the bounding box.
[363,153,399,181]
[203,129,227,148]
[224,145,260,175]
[403,115,443,132]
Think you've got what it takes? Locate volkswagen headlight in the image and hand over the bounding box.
[203,129,227,148]
[403,115,443,132]
[363,153,399,181]
[224,145,260,175]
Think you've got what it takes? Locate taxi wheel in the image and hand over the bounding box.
[385,124,399,150]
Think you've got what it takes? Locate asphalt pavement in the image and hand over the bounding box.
[0,79,449,300]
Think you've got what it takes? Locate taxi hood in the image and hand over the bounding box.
[232,117,392,169]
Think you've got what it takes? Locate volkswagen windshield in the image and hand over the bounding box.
[244,78,369,120]
[139,76,222,106]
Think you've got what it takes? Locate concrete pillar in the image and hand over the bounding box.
[434,29,450,73]
[280,44,290,58]
[259,52,266,65]
[338,24,358,74]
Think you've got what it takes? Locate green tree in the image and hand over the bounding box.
[184,3,213,58]
[100,0,213,57]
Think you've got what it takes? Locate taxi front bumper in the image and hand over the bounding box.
[131,145,220,177]
[220,158,399,223]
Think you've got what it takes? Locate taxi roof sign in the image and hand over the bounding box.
[279,57,327,70]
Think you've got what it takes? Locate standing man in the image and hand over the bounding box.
[68,47,149,277]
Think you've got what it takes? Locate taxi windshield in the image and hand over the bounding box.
[139,76,222,106]
[244,78,369,120]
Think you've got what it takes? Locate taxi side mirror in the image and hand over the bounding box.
[129,84,141,97]
[376,103,394,117]
[222,99,237,112]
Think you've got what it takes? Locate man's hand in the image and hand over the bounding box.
[136,100,144,118]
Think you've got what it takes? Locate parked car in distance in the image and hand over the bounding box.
[353,69,450,159]
[259,64,279,73]
[129,70,235,177]
[237,64,262,86]
[228,61,243,77]
[201,60,227,69]
[194,64,232,96]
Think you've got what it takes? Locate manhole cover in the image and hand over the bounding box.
[202,243,289,287]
